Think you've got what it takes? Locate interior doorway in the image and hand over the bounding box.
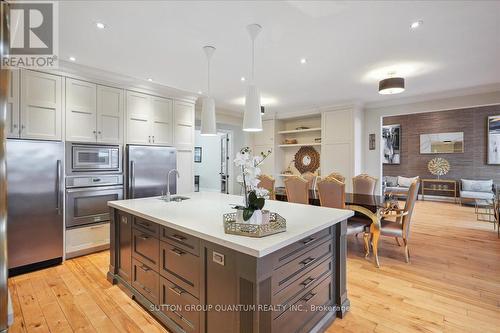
[194,130,233,194]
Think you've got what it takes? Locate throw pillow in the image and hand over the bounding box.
[398,176,419,188]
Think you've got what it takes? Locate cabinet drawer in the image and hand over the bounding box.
[273,257,333,309]
[132,228,159,270]
[133,217,159,237]
[273,239,332,293]
[160,277,199,333]
[160,241,200,297]
[161,227,199,256]
[132,259,159,305]
[272,228,332,269]
[273,275,333,333]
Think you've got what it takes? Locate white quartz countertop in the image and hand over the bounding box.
[108,192,353,258]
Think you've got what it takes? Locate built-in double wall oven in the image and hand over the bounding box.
[65,143,123,257]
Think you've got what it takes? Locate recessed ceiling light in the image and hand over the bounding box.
[300,58,307,64]
[198,91,203,95]
[96,22,106,29]
[410,20,423,30]
[69,56,76,62]
[240,77,246,82]
[147,78,153,82]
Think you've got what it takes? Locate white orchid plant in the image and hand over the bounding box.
[233,147,272,221]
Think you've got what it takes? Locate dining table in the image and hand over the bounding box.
[274,186,393,267]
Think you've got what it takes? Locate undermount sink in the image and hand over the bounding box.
[159,196,190,202]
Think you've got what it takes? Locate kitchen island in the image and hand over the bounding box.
[107,192,353,333]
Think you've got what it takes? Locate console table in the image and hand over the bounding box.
[421,179,458,203]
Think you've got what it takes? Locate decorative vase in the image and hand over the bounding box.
[236,209,270,225]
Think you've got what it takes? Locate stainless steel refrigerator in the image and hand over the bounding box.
[126,145,177,199]
[6,140,64,270]
[1,1,11,330]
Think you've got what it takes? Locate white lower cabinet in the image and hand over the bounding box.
[20,70,63,140]
[176,149,194,194]
[65,223,110,259]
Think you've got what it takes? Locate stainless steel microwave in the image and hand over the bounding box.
[68,143,121,173]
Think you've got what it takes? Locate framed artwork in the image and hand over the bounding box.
[382,124,401,164]
[488,116,500,164]
[194,147,202,163]
[369,133,376,150]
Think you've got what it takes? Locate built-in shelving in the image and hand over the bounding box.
[278,143,322,148]
[277,127,322,135]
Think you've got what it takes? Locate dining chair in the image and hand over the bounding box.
[372,179,420,266]
[317,177,370,256]
[326,172,346,183]
[284,176,309,204]
[353,174,378,195]
[258,174,276,200]
[302,171,320,191]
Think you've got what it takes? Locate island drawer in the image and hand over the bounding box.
[272,257,333,309]
[272,238,333,293]
[160,241,200,298]
[271,227,332,270]
[160,277,200,333]
[132,228,160,271]
[272,275,333,333]
[133,217,160,237]
[132,258,159,305]
[161,227,200,256]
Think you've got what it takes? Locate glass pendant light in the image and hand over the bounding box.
[243,24,263,132]
[201,45,217,135]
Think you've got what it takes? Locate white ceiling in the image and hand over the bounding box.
[59,1,500,113]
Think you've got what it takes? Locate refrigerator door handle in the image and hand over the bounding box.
[130,160,136,198]
[56,160,62,215]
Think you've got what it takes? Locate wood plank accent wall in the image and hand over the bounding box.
[383,104,500,184]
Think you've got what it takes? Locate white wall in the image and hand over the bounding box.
[363,90,500,194]
[194,130,222,192]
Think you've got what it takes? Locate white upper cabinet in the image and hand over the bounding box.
[66,79,123,144]
[151,96,173,145]
[6,69,20,138]
[126,91,152,145]
[97,85,123,144]
[253,119,274,146]
[65,78,97,142]
[126,90,175,146]
[173,100,194,147]
[21,70,62,141]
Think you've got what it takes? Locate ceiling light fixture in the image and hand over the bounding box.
[410,20,423,30]
[147,78,153,82]
[200,45,217,136]
[69,56,76,62]
[378,75,405,95]
[240,76,246,82]
[243,24,263,132]
[300,58,307,64]
[96,22,106,29]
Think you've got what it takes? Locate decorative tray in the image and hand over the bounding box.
[223,212,286,238]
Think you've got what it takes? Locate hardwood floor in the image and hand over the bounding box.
[8,201,500,333]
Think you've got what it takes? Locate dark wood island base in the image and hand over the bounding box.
[107,207,349,333]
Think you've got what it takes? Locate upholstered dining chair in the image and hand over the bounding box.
[258,174,275,200]
[317,177,371,256]
[353,174,378,195]
[284,176,309,204]
[326,172,346,183]
[372,179,420,266]
[302,172,320,191]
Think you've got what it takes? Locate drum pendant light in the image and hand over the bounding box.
[243,24,263,132]
[201,45,217,136]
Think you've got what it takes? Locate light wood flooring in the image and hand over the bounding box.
[8,201,500,333]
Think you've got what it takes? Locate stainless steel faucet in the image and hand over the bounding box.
[164,169,180,202]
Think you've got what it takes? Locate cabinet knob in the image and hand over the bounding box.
[98,131,102,134]
[93,130,97,134]
[13,124,18,129]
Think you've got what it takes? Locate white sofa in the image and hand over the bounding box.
[459,179,496,204]
[383,176,420,198]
